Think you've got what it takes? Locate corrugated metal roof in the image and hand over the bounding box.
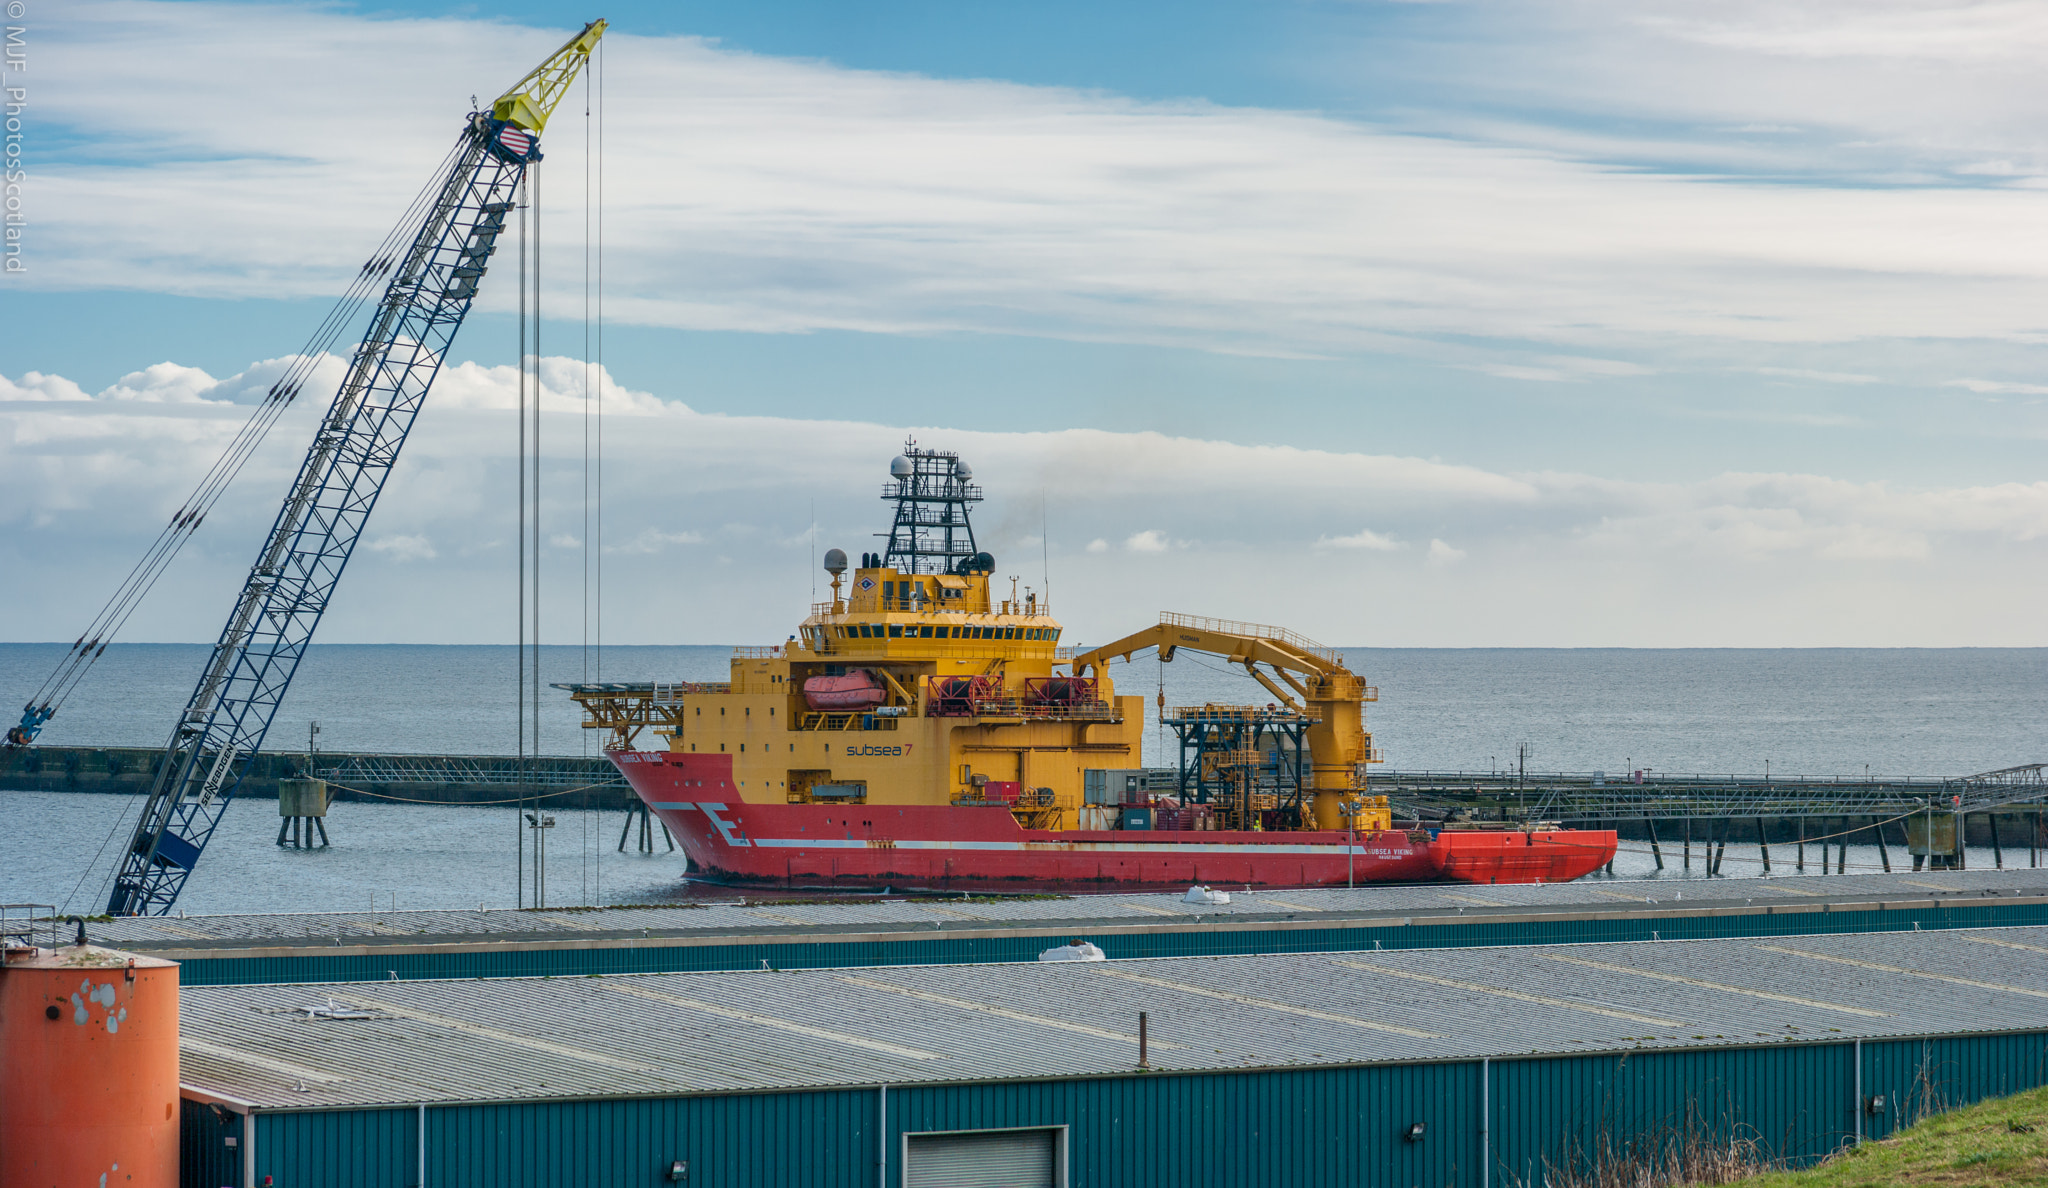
[179,922,2048,1111]
[106,867,2048,951]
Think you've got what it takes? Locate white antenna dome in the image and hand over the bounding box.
[822,548,847,574]
[955,461,972,480]
[889,455,913,479]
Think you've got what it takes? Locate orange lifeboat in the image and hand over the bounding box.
[803,669,886,711]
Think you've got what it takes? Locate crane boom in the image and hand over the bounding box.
[1067,611,1385,831]
[105,20,606,916]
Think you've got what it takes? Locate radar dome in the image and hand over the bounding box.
[955,461,973,480]
[889,456,913,478]
[823,548,847,574]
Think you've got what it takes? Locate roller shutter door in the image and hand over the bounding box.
[904,1128,1057,1188]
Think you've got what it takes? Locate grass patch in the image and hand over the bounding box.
[1737,1084,2048,1187]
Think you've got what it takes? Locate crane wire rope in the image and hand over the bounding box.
[56,133,477,915]
[19,135,472,734]
[515,154,545,908]
[579,54,598,906]
[531,157,544,907]
[592,40,606,904]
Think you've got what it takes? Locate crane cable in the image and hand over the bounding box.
[579,45,607,906]
[54,130,477,912]
[16,131,474,739]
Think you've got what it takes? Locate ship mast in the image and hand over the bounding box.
[880,440,987,576]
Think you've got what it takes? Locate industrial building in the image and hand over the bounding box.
[101,867,2048,986]
[177,923,2048,1187]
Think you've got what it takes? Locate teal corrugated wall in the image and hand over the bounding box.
[1488,1046,1855,1185]
[173,900,2048,985]
[179,1099,242,1188]
[257,1107,415,1188]
[1861,1033,2048,1140]
[886,1064,1479,1188]
[213,1033,2048,1188]
[424,1089,874,1188]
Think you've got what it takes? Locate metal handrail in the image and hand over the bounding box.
[1158,611,1342,666]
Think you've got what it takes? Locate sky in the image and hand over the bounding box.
[2,0,2047,648]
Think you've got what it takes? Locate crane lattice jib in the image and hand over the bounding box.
[106,23,605,916]
[492,20,608,134]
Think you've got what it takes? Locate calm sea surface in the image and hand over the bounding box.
[3,644,2042,914]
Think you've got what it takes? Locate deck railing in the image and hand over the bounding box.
[1158,611,1342,666]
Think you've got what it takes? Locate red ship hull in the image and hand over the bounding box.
[614,751,1617,890]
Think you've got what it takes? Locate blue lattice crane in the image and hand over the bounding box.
[102,21,606,915]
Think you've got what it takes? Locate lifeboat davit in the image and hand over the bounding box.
[803,669,887,711]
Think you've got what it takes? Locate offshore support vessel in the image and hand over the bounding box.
[562,445,1616,891]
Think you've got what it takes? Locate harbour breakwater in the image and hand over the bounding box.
[8,744,2044,855]
[0,744,634,809]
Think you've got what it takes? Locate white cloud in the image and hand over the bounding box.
[28,0,2048,375]
[1751,367,1881,385]
[367,534,436,562]
[1316,528,1404,551]
[8,356,2048,645]
[611,528,706,554]
[1945,378,2048,396]
[96,363,230,404]
[0,372,91,402]
[1470,356,1654,384]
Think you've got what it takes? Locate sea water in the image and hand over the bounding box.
[2,644,2042,914]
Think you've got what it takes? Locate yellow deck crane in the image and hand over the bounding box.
[1065,612,1390,831]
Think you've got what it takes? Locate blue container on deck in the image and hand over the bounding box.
[1121,807,1153,831]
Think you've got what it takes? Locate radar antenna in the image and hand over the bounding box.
[879,439,986,575]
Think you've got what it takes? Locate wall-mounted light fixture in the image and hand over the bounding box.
[1865,1095,1886,1116]
[1404,1122,1426,1142]
[668,1159,689,1181]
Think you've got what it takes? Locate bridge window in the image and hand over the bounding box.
[920,625,934,639]
[889,625,904,638]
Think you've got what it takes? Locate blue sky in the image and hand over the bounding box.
[3,0,2047,647]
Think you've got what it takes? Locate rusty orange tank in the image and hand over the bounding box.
[1,926,179,1188]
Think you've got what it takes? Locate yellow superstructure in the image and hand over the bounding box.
[564,444,1145,828]
[645,559,1144,826]
[562,442,1387,834]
